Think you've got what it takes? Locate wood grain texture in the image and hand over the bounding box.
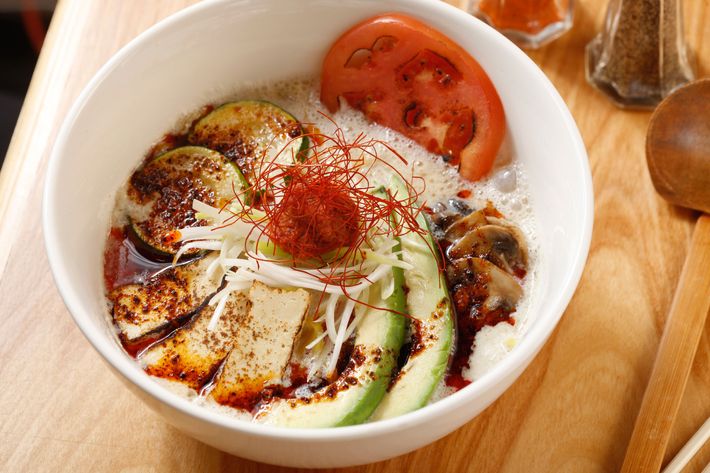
[0,0,708,472]
[621,215,710,473]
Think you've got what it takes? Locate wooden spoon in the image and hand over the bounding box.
[621,79,710,472]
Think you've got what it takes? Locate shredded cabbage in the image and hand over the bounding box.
[177,199,405,381]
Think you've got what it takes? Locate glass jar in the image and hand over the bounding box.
[586,0,695,108]
[468,0,574,49]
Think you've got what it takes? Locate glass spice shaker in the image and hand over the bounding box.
[586,0,695,108]
[468,0,574,49]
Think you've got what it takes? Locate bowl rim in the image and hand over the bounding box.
[43,0,593,441]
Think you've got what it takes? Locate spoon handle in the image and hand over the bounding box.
[621,213,710,473]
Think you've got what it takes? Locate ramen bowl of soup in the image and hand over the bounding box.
[44,0,592,467]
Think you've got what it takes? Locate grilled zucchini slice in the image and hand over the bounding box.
[126,146,247,257]
[188,100,308,184]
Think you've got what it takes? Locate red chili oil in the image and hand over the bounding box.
[211,362,325,413]
[104,225,178,358]
[424,205,521,391]
[110,105,517,408]
[443,264,518,390]
[445,302,515,390]
[104,106,216,348]
[105,110,216,290]
[103,226,172,292]
[281,362,310,398]
[121,332,167,358]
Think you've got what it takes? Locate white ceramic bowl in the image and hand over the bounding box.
[44,0,592,468]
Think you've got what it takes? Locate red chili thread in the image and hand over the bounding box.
[216,113,441,314]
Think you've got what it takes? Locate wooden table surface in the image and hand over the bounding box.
[1,0,708,471]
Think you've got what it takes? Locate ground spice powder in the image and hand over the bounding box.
[586,0,695,108]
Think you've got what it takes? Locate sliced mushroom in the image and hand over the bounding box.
[474,257,523,312]
[447,198,473,216]
[489,217,529,270]
[446,257,522,313]
[445,257,473,286]
[443,208,488,241]
[447,224,528,275]
[429,203,459,231]
[428,199,474,231]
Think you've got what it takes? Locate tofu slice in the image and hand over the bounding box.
[141,291,250,391]
[109,255,220,341]
[209,282,310,410]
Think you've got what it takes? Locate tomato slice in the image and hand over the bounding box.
[321,13,505,181]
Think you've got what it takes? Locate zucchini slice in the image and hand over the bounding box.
[126,146,247,257]
[188,100,308,184]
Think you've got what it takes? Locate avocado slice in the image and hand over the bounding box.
[369,177,455,420]
[255,265,406,427]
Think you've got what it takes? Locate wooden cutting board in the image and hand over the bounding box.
[0,0,708,471]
